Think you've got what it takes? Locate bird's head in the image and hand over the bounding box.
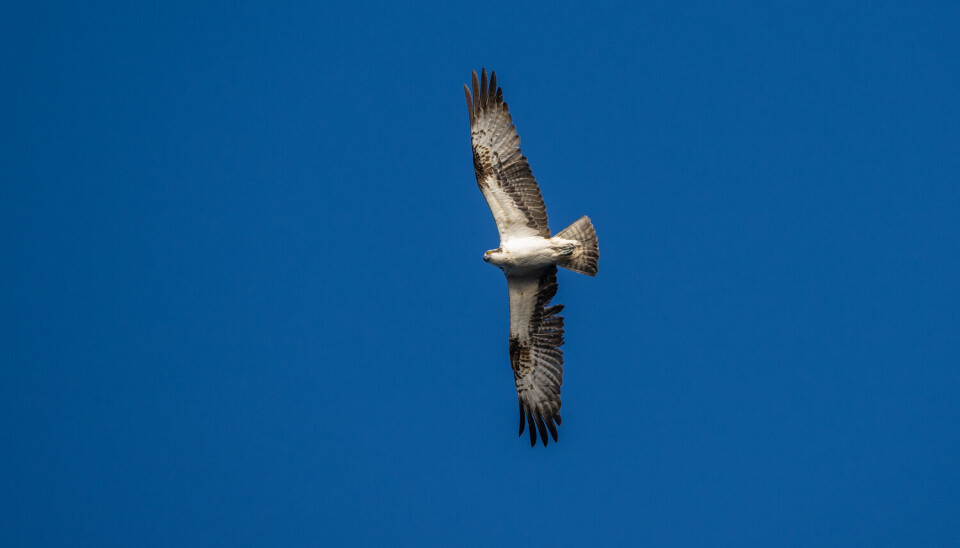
[483,248,504,264]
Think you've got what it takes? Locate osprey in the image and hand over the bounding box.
[465,69,599,447]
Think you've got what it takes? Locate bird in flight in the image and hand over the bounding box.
[465,68,599,447]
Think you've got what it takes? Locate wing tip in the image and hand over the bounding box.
[466,68,507,120]
[464,83,473,124]
[519,404,562,447]
[518,401,526,437]
[527,409,537,446]
[534,413,547,447]
[546,414,559,443]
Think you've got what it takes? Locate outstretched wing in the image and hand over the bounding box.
[465,68,550,241]
[507,267,564,447]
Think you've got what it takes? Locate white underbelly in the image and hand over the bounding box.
[502,237,559,275]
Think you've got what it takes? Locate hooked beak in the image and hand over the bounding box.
[483,252,491,262]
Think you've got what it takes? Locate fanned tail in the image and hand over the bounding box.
[556,216,599,276]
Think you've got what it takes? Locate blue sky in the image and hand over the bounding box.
[2,1,959,545]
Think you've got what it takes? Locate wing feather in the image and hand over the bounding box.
[465,69,550,241]
[507,267,565,447]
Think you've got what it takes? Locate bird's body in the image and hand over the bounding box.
[484,235,578,277]
[465,68,599,447]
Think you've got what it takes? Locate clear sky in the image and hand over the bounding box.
[2,1,959,545]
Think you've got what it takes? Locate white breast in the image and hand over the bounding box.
[502,236,560,275]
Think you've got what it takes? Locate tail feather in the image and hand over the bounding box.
[556,216,599,276]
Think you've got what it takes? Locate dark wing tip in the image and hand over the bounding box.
[467,68,506,121]
[535,413,549,447]
[527,409,537,447]
[518,401,526,437]
[464,84,473,124]
[546,415,559,443]
[471,70,480,115]
[519,404,562,447]
[480,67,488,109]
